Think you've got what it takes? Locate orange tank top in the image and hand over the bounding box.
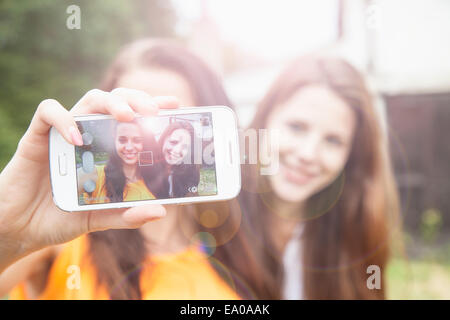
[8,235,240,300]
[82,165,156,204]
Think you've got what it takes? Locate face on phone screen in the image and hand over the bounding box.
[75,112,217,205]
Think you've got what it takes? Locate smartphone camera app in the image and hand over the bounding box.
[75,112,218,205]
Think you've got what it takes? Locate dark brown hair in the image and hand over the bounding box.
[101,39,231,107]
[88,39,270,299]
[240,54,401,299]
[158,120,200,198]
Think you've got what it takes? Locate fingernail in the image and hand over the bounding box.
[69,126,83,146]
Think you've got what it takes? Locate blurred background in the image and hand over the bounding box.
[1,0,449,299]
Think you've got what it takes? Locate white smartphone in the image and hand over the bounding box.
[49,106,241,212]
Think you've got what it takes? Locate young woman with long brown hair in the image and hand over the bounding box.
[2,40,269,299]
[238,54,401,299]
[158,120,200,198]
[77,119,165,204]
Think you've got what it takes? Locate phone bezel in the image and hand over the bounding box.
[49,106,241,212]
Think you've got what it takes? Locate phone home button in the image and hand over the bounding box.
[58,153,67,176]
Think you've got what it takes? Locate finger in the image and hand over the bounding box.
[70,89,135,122]
[71,90,179,122]
[27,99,83,146]
[86,204,166,232]
[110,88,159,116]
[152,96,180,110]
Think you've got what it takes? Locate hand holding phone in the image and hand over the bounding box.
[0,88,177,272]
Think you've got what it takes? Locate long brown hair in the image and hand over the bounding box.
[158,120,200,198]
[88,39,270,299]
[240,54,401,299]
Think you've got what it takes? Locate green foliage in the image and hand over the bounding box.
[0,0,175,170]
[420,208,443,244]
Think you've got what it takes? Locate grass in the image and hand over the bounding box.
[198,167,217,196]
[387,258,450,299]
[386,234,450,299]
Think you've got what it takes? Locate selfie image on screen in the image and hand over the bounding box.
[75,113,217,205]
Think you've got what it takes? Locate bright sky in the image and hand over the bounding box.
[172,0,339,60]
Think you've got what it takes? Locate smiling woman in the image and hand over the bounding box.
[115,123,145,167]
[265,84,356,204]
[162,128,191,166]
[77,119,166,204]
[5,40,266,301]
[239,54,401,299]
[158,120,200,198]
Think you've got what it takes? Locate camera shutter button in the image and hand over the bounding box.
[82,151,95,173]
[58,153,67,176]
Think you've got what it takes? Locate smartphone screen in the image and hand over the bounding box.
[75,112,217,205]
